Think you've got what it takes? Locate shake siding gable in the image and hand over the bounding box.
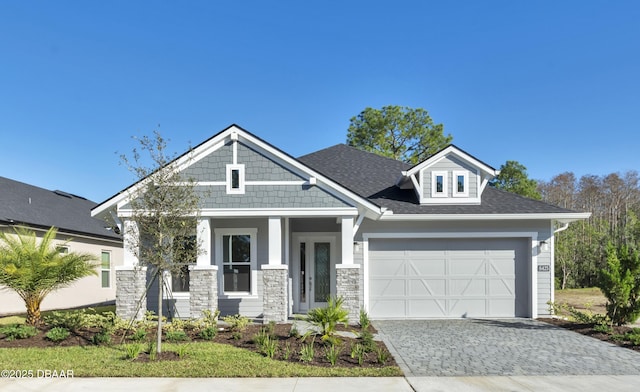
[422,156,479,200]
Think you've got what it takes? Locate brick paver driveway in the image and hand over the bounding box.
[374,319,640,377]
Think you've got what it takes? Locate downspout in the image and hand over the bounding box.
[554,221,570,234]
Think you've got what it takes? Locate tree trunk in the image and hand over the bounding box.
[25,294,42,326]
[157,269,163,355]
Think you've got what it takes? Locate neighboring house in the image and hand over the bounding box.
[91,125,589,322]
[0,176,123,316]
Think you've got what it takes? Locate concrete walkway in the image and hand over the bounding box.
[2,376,640,392]
[374,319,640,377]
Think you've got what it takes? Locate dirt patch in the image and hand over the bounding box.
[539,318,640,352]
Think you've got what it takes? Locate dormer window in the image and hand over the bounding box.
[226,164,245,194]
[432,171,448,197]
[453,171,468,197]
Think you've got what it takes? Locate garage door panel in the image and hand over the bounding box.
[409,299,447,317]
[409,258,446,275]
[449,258,485,275]
[409,279,445,296]
[370,279,406,296]
[368,238,528,318]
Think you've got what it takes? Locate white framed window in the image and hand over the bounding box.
[453,171,469,197]
[57,246,69,254]
[226,164,245,194]
[170,235,197,293]
[215,228,257,296]
[431,171,448,197]
[101,251,111,288]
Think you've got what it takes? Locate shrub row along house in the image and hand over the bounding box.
[0,176,123,316]
[90,125,590,322]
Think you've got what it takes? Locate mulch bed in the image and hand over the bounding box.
[539,317,640,352]
[0,323,396,369]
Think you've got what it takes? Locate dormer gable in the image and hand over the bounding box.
[396,145,498,205]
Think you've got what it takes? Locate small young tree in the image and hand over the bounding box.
[0,227,98,325]
[598,243,640,325]
[120,130,202,354]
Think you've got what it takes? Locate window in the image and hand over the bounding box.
[226,164,245,194]
[57,246,69,254]
[215,228,257,295]
[453,171,469,197]
[171,236,197,293]
[101,251,111,288]
[431,171,448,197]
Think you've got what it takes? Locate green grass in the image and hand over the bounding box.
[0,342,402,377]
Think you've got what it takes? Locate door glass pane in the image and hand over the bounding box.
[300,242,306,303]
[314,242,330,303]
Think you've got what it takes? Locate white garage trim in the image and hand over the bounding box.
[363,231,539,318]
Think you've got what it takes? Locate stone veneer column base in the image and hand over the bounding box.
[115,266,147,321]
[262,265,289,323]
[188,265,219,319]
[336,264,361,324]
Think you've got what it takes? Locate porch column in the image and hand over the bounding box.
[341,217,354,264]
[196,218,212,267]
[116,219,147,321]
[268,216,282,265]
[336,265,361,323]
[338,216,359,323]
[263,217,288,322]
[190,218,218,318]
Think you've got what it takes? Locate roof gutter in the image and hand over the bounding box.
[379,212,592,221]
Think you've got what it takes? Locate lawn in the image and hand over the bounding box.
[0,342,402,377]
[554,287,607,316]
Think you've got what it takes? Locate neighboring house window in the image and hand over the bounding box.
[453,171,469,197]
[215,228,257,295]
[171,235,197,293]
[101,251,111,288]
[57,246,69,254]
[432,171,448,197]
[226,164,245,194]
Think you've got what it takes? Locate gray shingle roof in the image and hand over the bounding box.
[0,176,121,240]
[298,144,576,215]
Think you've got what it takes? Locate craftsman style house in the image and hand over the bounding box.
[91,125,589,322]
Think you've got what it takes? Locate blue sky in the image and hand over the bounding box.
[1,1,638,203]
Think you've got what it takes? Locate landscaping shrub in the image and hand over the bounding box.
[222,314,250,332]
[304,296,349,341]
[165,330,189,342]
[598,244,640,325]
[46,327,70,342]
[0,324,37,341]
[198,326,217,340]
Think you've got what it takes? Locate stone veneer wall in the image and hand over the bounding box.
[188,265,218,318]
[262,266,288,322]
[336,265,361,323]
[115,266,147,321]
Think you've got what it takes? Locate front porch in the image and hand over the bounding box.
[116,216,363,323]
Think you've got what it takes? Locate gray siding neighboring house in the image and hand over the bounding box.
[0,176,123,316]
[92,125,589,322]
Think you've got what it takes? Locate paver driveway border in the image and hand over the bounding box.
[374,318,640,377]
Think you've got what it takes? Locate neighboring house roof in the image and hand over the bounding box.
[297,144,585,219]
[0,176,121,241]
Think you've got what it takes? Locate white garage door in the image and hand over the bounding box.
[368,238,529,318]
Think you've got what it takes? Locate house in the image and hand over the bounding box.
[0,176,123,316]
[91,125,589,322]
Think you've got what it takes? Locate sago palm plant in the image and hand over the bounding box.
[0,227,99,325]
